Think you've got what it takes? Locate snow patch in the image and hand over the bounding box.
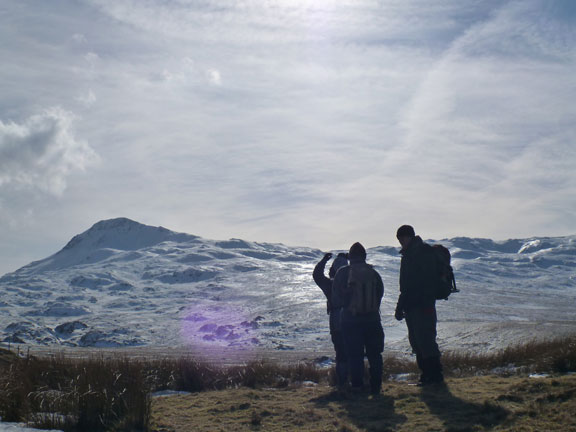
[451,250,483,259]
[215,239,253,249]
[79,329,144,347]
[178,253,213,263]
[518,240,541,254]
[1,218,575,354]
[108,282,133,291]
[3,322,58,345]
[32,302,91,317]
[69,274,116,289]
[0,422,63,432]
[54,321,88,335]
[208,251,238,259]
[151,390,192,398]
[239,250,277,260]
[145,268,218,284]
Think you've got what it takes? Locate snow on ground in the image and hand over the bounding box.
[1,218,575,357]
[0,423,61,432]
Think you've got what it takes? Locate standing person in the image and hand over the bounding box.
[394,225,444,386]
[332,242,384,395]
[313,252,349,387]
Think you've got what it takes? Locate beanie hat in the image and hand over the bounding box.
[329,253,348,278]
[348,242,366,259]
[396,225,415,239]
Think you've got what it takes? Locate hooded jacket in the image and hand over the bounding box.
[332,257,384,323]
[397,236,437,311]
[313,256,334,314]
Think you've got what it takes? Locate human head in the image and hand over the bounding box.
[329,252,348,278]
[348,242,367,260]
[396,225,415,249]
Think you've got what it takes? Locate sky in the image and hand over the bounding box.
[1,0,575,275]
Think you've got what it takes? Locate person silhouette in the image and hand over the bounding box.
[313,251,349,386]
[395,225,444,386]
[332,243,385,394]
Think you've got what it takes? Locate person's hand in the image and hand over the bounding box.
[323,252,333,261]
[394,306,404,321]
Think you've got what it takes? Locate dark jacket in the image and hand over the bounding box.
[313,256,333,314]
[397,236,437,311]
[332,257,384,323]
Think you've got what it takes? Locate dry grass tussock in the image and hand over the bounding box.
[0,350,325,431]
[442,336,576,376]
[0,334,575,431]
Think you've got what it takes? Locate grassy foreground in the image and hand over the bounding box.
[150,374,576,432]
[1,335,575,431]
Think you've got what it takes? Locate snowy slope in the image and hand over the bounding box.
[1,218,575,355]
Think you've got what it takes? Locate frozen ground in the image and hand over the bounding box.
[1,218,575,359]
[0,421,61,432]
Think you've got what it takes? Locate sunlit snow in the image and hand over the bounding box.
[1,218,575,357]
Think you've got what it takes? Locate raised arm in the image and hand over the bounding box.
[313,253,333,299]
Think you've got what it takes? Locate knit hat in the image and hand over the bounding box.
[396,225,415,239]
[348,242,366,259]
[329,253,348,278]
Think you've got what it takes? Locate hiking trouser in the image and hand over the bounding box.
[329,313,348,386]
[342,320,384,392]
[422,356,443,383]
[405,306,441,360]
[330,328,348,385]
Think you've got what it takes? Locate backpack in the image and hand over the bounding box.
[432,244,459,300]
[346,263,380,315]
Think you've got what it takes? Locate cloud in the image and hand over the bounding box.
[72,33,87,44]
[387,0,576,237]
[63,0,574,243]
[0,108,99,195]
[76,90,97,107]
[0,0,575,274]
[206,69,222,86]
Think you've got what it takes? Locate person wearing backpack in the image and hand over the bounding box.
[313,252,349,387]
[332,242,384,395]
[394,225,444,386]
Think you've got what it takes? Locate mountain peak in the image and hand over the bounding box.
[88,217,148,232]
[10,218,200,273]
[61,218,189,253]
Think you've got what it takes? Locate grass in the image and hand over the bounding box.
[0,351,151,431]
[0,351,325,431]
[149,375,576,432]
[0,334,575,431]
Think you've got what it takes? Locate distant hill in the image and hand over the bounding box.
[1,218,575,354]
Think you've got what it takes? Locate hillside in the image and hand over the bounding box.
[1,218,575,355]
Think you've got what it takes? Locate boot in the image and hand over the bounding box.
[335,361,349,388]
[415,353,426,384]
[418,356,444,386]
[369,376,381,395]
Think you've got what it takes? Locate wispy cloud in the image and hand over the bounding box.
[0,0,574,273]
[385,0,576,238]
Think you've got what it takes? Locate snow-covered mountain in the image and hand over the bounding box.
[1,218,575,356]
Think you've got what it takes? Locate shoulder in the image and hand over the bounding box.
[421,242,435,253]
[362,263,382,280]
[414,237,434,254]
[422,242,438,259]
